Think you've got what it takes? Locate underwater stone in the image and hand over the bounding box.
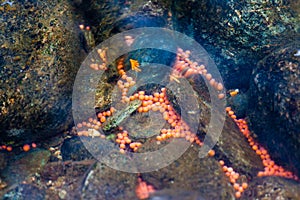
[248,41,300,176]
[0,0,83,144]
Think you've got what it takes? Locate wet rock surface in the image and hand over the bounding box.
[248,41,300,176]
[1,149,50,185]
[79,146,233,200]
[244,176,300,200]
[80,162,138,200]
[143,147,233,199]
[227,92,249,118]
[51,120,299,200]
[76,0,170,43]
[216,117,263,176]
[171,0,300,90]
[61,136,93,161]
[149,190,207,200]
[3,184,46,200]
[0,0,83,144]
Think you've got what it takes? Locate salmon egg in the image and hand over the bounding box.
[23,144,31,152]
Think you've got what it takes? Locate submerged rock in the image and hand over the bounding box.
[1,1,299,199]
[243,176,300,200]
[2,184,45,200]
[76,0,171,44]
[80,162,137,200]
[80,147,233,200]
[248,41,300,176]
[171,0,299,90]
[1,149,50,185]
[0,0,83,144]
[149,189,207,200]
[61,136,93,161]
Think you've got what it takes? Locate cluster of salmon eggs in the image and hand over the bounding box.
[0,145,13,152]
[160,103,200,143]
[115,129,142,154]
[89,47,108,70]
[81,48,300,199]
[97,107,116,123]
[204,139,247,198]
[157,106,202,146]
[213,107,300,198]
[173,48,225,99]
[116,58,137,102]
[117,57,126,76]
[78,55,208,154]
[135,176,155,200]
[76,107,116,137]
[219,160,248,198]
[120,87,203,146]
[0,143,37,152]
[226,107,299,181]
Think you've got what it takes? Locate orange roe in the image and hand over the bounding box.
[208,149,215,157]
[100,116,106,123]
[23,144,31,152]
[6,146,12,152]
[135,177,155,200]
[225,107,299,181]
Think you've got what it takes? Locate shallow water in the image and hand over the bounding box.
[0,0,299,199]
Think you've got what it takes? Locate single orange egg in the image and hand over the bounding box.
[231,115,237,119]
[218,93,225,99]
[257,171,264,177]
[232,173,239,180]
[100,116,106,123]
[256,150,261,155]
[227,167,233,173]
[219,160,225,166]
[238,186,244,193]
[143,107,149,112]
[205,73,212,81]
[138,95,145,100]
[225,107,231,112]
[6,146,13,152]
[241,182,248,189]
[129,143,136,149]
[208,150,215,157]
[119,149,125,154]
[235,191,241,198]
[252,145,258,151]
[116,139,121,144]
[106,111,111,117]
[23,144,31,152]
[216,83,224,91]
[209,79,216,87]
[230,89,239,97]
[233,183,240,190]
[228,110,234,115]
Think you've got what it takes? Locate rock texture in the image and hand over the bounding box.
[248,41,300,176]
[0,0,83,144]
[171,0,300,90]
